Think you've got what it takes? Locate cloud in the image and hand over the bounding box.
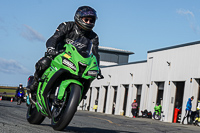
[21,24,46,42]
[0,58,31,75]
[176,9,200,34]
[176,9,194,17]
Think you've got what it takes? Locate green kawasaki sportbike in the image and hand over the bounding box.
[26,42,102,131]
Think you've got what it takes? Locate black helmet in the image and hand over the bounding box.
[19,83,23,87]
[74,6,97,31]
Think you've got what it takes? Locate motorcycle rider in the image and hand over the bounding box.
[16,83,25,97]
[29,6,103,92]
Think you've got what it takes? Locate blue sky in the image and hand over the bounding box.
[0,0,200,86]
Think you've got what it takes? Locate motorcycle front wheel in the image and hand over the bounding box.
[51,84,81,131]
[17,98,21,105]
[26,104,46,124]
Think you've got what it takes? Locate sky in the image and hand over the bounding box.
[0,0,200,86]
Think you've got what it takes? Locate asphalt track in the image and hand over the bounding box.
[0,100,200,133]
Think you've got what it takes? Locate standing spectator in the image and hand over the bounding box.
[182,96,194,124]
[113,102,116,112]
[131,99,138,118]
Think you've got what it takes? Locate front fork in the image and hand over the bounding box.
[28,93,36,105]
[51,87,60,112]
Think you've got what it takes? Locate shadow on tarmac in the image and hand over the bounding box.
[0,102,26,108]
[63,126,137,133]
[37,124,137,133]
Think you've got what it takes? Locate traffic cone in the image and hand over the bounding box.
[0,96,2,101]
[11,97,13,102]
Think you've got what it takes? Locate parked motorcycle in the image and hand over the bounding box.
[153,104,162,120]
[141,109,152,118]
[141,110,148,118]
[189,110,200,126]
[26,42,103,131]
[194,101,200,126]
[194,111,200,126]
[16,90,25,105]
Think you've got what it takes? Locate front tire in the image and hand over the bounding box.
[17,98,21,105]
[26,104,46,124]
[51,84,81,131]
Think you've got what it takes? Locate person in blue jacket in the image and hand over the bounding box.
[182,96,194,124]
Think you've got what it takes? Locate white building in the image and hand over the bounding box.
[78,40,200,124]
[98,46,134,66]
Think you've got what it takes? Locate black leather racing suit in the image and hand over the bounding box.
[47,21,100,65]
[34,21,100,80]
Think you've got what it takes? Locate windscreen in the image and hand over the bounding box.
[71,37,93,58]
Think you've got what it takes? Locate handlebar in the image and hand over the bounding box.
[97,74,104,80]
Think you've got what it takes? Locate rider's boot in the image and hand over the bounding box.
[29,57,51,93]
[29,72,39,93]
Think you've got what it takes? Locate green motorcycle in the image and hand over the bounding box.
[153,104,162,120]
[26,42,102,131]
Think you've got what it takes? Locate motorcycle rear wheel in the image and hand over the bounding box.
[26,104,46,124]
[51,84,81,131]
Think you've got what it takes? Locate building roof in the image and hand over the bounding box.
[99,46,134,55]
[101,60,147,68]
[148,40,200,53]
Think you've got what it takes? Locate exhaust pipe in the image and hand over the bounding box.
[29,93,36,105]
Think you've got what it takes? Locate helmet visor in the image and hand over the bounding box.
[80,10,97,19]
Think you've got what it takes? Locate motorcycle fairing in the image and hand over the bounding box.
[36,69,69,117]
[57,79,83,101]
[34,44,99,118]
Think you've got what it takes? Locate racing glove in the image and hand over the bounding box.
[46,47,57,58]
[47,47,57,55]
